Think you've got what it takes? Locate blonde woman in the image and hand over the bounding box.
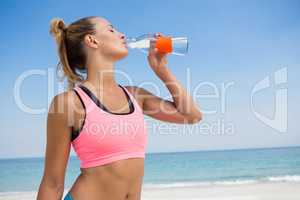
[37,16,202,200]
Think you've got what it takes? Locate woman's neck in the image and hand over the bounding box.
[84,56,119,91]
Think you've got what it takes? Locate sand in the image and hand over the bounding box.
[0,182,299,200]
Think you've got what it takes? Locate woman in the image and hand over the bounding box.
[37,16,202,200]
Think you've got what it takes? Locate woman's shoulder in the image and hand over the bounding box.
[48,89,82,116]
[123,85,149,110]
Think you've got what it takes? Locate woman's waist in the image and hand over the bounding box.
[69,158,144,198]
[80,157,145,183]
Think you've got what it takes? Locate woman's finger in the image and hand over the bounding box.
[149,39,156,53]
[155,32,164,38]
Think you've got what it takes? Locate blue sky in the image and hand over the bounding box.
[1,0,299,158]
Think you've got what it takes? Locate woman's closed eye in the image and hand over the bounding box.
[108,24,116,33]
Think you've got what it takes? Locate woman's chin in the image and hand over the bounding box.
[115,48,129,60]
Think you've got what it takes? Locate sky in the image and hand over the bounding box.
[0,0,299,158]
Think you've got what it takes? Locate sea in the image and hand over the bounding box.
[0,147,299,198]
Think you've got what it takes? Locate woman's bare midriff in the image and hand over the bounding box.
[69,157,145,200]
[69,86,145,199]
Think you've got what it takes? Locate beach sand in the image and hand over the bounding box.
[0,182,299,200]
[141,182,300,200]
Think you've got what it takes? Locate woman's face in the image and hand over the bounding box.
[91,17,128,61]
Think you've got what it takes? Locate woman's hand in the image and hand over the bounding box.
[147,33,169,76]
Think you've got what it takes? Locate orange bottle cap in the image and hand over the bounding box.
[155,36,173,54]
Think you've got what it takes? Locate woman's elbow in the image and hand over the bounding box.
[37,175,65,198]
[186,112,203,124]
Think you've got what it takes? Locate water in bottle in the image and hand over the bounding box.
[126,33,188,56]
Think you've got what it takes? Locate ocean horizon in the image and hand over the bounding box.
[1,146,300,195]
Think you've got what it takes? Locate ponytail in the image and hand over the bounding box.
[49,17,96,90]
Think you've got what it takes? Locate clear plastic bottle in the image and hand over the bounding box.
[126,33,188,56]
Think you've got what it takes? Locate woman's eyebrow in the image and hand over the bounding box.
[108,24,114,28]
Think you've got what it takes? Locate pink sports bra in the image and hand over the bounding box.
[71,84,148,168]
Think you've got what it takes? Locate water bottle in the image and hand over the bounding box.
[126,33,188,56]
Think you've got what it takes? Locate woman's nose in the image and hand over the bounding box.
[120,33,125,39]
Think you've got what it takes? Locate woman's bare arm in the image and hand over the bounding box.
[127,33,203,124]
[125,79,203,124]
[37,92,74,200]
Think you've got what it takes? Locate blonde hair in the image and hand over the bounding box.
[49,16,97,89]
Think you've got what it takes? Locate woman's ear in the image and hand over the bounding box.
[84,34,99,49]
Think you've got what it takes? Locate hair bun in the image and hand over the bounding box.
[50,17,67,37]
